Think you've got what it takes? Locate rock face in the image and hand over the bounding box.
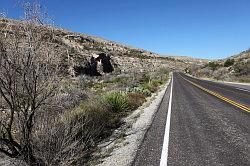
[0,18,190,78]
[73,53,114,76]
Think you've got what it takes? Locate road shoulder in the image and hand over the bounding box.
[92,79,171,166]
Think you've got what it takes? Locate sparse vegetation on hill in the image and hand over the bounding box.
[188,51,250,82]
[0,2,174,166]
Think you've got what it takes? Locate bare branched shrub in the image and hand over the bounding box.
[0,2,60,166]
[22,1,54,25]
[0,12,6,18]
[32,99,111,166]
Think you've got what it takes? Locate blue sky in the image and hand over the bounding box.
[1,0,250,59]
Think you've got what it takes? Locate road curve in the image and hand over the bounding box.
[133,72,250,166]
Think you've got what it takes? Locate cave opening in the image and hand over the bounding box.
[74,53,114,77]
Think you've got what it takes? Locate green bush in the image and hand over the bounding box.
[141,79,163,93]
[141,83,156,93]
[224,59,235,67]
[127,87,151,96]
[151,79,163,86]
[205,62,221,71]
[102,92,131,112]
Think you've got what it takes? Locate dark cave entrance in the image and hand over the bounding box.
[96,53,114,74]
[74,53,114,77]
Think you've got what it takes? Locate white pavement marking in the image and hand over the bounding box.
[160,73,174,166]
[235,87,250,93]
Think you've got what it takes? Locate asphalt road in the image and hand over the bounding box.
[133,72,250,166]
[206,80,250,92]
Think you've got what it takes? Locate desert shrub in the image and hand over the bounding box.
[127,93,147,109]
[126,49,149,59]
[78,75,94,89]
[139,73,151,84]
[233,61,250,76]
[33,98,111,165]
[153,68,170,82]
[199,67,213,77]
[60,90,88,110]
[105,76,127,84]
[161,68,170,76]
[102,92,131,113]
[126,87,151,96]
[205,62,222,71]
[64,99,111,135]
[141,82,157,93]
[92,82,106,91]
[213,67,229,80]
[61,79,79,93]
[141,79,163,93]
[163,72,170,81]
[103,76,135,89]
[151,79,163,86]
[224,59,235,67]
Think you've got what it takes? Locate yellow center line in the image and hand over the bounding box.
[179,74,250,113]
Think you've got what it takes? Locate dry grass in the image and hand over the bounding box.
[127,93,147,110]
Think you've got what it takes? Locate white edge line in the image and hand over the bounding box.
[160,73,174,166]
[235,87,250,93]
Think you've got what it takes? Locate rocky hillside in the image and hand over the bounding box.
[0,18,190,79]
[169,55,209,66]
[0,18,194,166]
[189,50,250,82]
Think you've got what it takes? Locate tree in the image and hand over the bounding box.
[0,2,59,165]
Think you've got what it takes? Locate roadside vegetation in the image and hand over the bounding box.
[0,2,170,166]
[186,51,250,83]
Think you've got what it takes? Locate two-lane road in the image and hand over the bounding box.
[133,73,250,166]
